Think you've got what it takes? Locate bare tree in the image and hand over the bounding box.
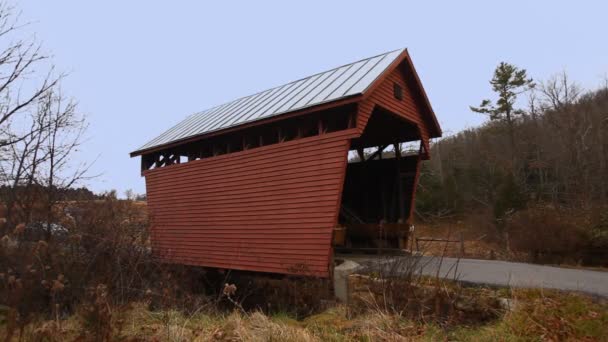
[37,88,90,239]
[0,2,90,237]
[0,108,48,226]
[539,71,582,111]
[0,2,60,150]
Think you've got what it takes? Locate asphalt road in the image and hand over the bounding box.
[350,256,608,297]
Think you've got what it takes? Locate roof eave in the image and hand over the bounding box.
[129,94,363,157]
[402,49,442,138]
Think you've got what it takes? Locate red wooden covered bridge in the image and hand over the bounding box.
[131,48,441,278]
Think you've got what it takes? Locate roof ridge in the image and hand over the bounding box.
[189,48,404,117]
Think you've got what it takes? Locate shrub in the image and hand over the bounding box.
[506,205,589,264]
[0,198,202,340]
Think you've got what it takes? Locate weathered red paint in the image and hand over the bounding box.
[145,130,355,276]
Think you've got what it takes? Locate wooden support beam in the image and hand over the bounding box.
[141,154,154,173]
[396,144,405,222]
[381,181,388,222]
[155,154,164,168]
[356,148,365,161]
[168,154,178,165]
[347,113,355,128]
[277,127,284,142]
[394,142,401,158]
[365,145,388,162]
[318,118,325,135]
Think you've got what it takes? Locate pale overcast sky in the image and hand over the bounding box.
[19,1,608,195]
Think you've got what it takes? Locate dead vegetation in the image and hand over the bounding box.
[1,199,604,341]
[2,288,605,341]
[413,204,608,267]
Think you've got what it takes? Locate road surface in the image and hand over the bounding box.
[348,255,608,297]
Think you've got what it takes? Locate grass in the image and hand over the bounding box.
[1,288,606,341]
[449,289,608,341]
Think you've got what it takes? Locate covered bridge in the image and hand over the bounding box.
[130,48,441,277]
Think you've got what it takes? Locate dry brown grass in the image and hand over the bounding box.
[2,288,607,341]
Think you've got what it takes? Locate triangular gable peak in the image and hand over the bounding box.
[356,50,440,158]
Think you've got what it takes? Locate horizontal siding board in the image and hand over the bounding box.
[146,196,339,210]
[159,249,326,268]
[147,184,341,203]
[155,240,330,248]
[150,202,337,214]
[160,252,328,268]
[157,255,329,268]
[152,225,333,232]
[152,217,334,225]
[153,235,330,242]
[160,257,328,274]
[150,210,336,220]
[146,141,349,178]
[143,129,357,176]
[162,255,330,268]
[153,242,331,254]
[147,174,343,197]
[145,147,348,179]
[155,245,330,264]
[146,134,349,277]
[152,222,334,229]
[145,161,345,190]
[146,189,341,206]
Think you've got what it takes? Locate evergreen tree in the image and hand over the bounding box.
[471,62,535,159]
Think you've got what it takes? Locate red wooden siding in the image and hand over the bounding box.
[144,129,355,277]
[357,63,432,154]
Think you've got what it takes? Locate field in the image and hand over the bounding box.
[1,288,606,341]
[2,199,607,340]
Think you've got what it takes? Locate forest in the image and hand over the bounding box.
[416,66,608,265]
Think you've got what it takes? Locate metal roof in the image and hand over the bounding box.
[135,48,405,153]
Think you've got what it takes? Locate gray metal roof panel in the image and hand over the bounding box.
[323,59,373,101]
[274,73,323,114]
[344,49,403,95]
[135,48,404,152]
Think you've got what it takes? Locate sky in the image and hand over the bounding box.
[18,1,608,195]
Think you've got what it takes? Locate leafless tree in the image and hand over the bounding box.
[37,88,90,238]
[539,71,582,111]
[0,2,90,236]
[0,3,62,150]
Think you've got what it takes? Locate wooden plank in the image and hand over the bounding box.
[145,135,350,277]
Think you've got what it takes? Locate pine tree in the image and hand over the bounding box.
[471,62,535,160]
